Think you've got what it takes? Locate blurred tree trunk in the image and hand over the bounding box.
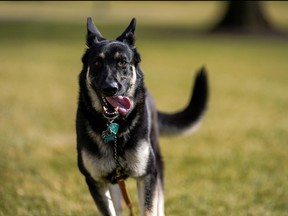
[211,1,279,34]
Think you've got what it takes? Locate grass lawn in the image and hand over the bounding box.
[0,2,288,216]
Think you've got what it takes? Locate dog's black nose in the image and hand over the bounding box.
[101,81,119,96]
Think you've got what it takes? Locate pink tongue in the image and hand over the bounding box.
[105,96,132,115]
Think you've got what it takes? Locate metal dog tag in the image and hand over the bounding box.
[102,123,119,143]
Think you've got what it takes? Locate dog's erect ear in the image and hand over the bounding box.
[86,17,105,47]
[116,18,136,47]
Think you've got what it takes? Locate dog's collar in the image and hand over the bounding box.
[102,109,119,121]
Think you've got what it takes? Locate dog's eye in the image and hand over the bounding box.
[118,60,128,68]
[95,60,102,68]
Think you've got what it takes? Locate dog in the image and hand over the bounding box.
[76,17,208,216]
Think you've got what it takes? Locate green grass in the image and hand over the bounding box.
[1,2,288,216]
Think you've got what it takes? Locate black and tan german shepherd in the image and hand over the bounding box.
[76,17,208,216]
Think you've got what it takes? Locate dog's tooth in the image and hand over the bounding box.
[102,97,108,106]
[115,107,119,112]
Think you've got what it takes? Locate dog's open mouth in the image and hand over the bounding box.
[102,96,132,118]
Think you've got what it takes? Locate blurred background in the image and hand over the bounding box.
[0,1,287,215]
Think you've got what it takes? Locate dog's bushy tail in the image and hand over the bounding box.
[157,67,209,135]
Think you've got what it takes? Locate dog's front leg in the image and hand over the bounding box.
[108,183,123,216]
[86,177,117,216]
[137,173,165,216]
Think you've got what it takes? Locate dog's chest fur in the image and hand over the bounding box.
[78,99,153,183]
[81,137,151,182]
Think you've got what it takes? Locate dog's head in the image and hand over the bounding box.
[81,17,142,119]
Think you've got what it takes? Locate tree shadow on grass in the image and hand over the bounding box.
[0,20,287,44]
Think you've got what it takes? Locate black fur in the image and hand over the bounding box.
[76,17,208,216]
